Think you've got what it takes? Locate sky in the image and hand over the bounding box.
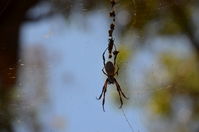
[18,8,147,132]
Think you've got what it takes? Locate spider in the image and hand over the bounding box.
[97,48,128,111]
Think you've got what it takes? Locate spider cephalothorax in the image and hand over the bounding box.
[97,48,128,111]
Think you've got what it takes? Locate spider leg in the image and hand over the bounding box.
[102,68,108,76]
[96,79,107,100]
[102,83,107,112]
[113,43,117,51]
[97,79,108,112]
[96,86,104,100]
[115,82,123,108]
[102,48,108,66]
[114,65,119,76]
[113,53,117,65]
[114,78,128,99]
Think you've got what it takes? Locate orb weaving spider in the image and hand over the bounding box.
[97,48,128,111]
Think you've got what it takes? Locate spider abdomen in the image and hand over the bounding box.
[105,61,115,75]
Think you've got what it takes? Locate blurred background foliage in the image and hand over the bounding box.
[0,0,199,132]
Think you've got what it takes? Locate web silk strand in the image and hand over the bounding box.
[121,108,134,132]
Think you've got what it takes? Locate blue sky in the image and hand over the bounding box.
[18,10,148,132]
